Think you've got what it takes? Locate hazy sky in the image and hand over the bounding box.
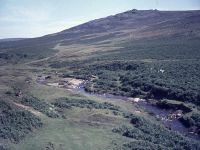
[0,0,199,38]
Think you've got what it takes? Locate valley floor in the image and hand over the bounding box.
[0,65,199,150]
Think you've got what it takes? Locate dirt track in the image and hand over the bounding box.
[13,102,43,117]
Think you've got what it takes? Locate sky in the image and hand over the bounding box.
[0,0,200,39]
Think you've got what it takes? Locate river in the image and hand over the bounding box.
[74,83,200,141]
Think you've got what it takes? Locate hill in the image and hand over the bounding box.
[1,9,200,59]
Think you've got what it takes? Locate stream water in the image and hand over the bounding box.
[74,83,200,141]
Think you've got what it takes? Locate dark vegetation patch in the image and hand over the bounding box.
[0,100,43,142]
[156,100,192,113]
[70,60,200,106]
[53,97,120,111]
[18,96,59,118]
[121,141,166,150]
[179,112,200,134]
[0,52,28,60]
[0,42,57,64]
[8,85,59,118]
[112,114,200,150]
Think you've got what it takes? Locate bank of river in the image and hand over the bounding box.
[74,82,200,141]
[36,77,199,141]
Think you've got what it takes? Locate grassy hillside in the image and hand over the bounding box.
[49,37,200,106]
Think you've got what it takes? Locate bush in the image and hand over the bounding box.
[0,100,43,142]
[53,97,120,111]
[112,114,200,150]
[19,96,58,118]
[179,112,200,133]
[70,59,200,106]
[122,141,165,150]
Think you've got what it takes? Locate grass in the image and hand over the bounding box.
[0,67,132,149]
[30,82,81,103]
[10,110,128,150]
